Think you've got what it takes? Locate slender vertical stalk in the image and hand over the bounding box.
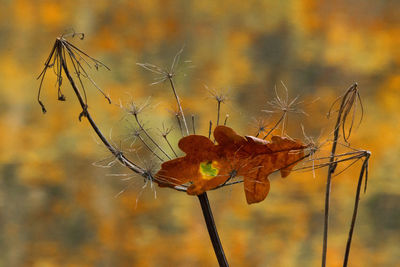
[192,114,196,134]
[198,193,229,267]
[209,120,213,139]
[169,78,189,136]
[176,113,184,137]
[216,101,221,126]
[343,152,370,267]
[322,90,349,267]
[224,115,229,126]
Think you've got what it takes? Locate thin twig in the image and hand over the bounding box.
[198,193,229,267]
[209,120,212,139]
[216,101,221,126]
[263,113,285,139]
[343,152,370,267]
[175,113,184,137]
[163,135,178,158]
[137,133,164,162]
[169,78,189,136]
[322,83,358,267]
[192,114,196,134]
[133,114,171,160]
[224,114,229,126]
[59,45,144,175]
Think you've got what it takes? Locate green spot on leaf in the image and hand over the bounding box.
[199,161,219,180]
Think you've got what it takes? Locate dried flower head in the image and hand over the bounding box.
[327,83,363,143]
[262,82,306,138]
[37,30,111,115]
[136,47,192,85]
[251,117,271,137]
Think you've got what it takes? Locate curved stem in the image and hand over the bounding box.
[198,193,229,267]
[343,152,370,267]
[60,50,144,175]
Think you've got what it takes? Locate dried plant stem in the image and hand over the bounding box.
[163,136,178,157]
[209,120,213,139]
[176,113,184,137]
[224,115,229,126]
[134,115,172,160]
[343,152,370,267]
[192,114,196,134]
[137,134,164,162]
[169,78,189,136]
[216,101,221,126]
[60,52,144,175]
[263,112,285,139]
[198,193,229,267]
[322,86,354,267]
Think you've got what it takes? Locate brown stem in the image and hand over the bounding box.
[163,136,178,157]
[192,114,196,134]
[263,112,285,139]
[198,193,229,267]
[137,134,164,162]
[224,115,229,126]
[134,114,171,160]
[209,120,213,139]
[60,50,144,175]
[175,113,184,137]
[216,101,221,126]
[322,85,352,267]
[343,152,370,267]
[169,78,189,136]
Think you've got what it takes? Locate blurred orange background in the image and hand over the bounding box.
[0,0,399,266]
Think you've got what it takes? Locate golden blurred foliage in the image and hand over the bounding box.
[0,0,399,266]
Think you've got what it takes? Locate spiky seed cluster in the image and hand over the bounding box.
[37,31,111,115]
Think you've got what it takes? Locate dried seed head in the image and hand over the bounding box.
[204,85,229,104]
[327,83,363,143]
[136,47,192,85]
[158,123,173,138]
[262,82,306,116]
[37,33,111,114]
[119,97,151,117]
[252,117,270,137]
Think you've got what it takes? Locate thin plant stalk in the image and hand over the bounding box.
[322,83,359,267]
[176,113,184,137]
[59,46,144,175]
[198,193,229,267]
[263,112,285,139]
[134,114,172,160]
[224,115,229,126]
[137,133,165,162]
[209,120,213,139]
[169,78,189,136]
[343,152,370,267]
[192,114,196,134]
[321,102,342,267]
[163,135,178,158]
[216,101,221,126]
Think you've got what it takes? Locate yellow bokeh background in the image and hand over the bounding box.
[0,0,399,266]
